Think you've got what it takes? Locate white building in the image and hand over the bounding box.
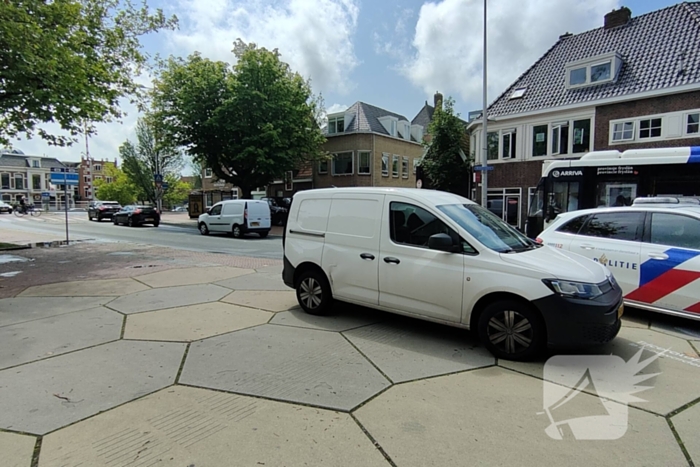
[0,149,76,207]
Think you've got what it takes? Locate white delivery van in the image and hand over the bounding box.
[282,188,624,360]
[198,200,271,238]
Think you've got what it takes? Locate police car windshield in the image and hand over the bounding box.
[437,204,535,253]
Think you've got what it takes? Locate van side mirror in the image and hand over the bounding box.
[428,233,458,253]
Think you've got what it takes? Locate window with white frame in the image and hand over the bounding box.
[318,159,328,174]
[532,125,548,157]
[501,129,517,159]
[486,131,499,160]
[392,155,399,177]
[106,177,113,183]
[402,157,409,178]
[639,118,662,139]
[14,173,24,190]
[204,168,213,178]
[94,164,102,171]
[551,122,570,155]
[84,187,90,198]
[565,53,621,89]
[328,116,345,134]
[612,121,635,142]
[686,113,699,135]
[413,158,419,174]
[332,152,353,175]
[358,151,371,175]
[32,160,40,168]
[382,154,389,176]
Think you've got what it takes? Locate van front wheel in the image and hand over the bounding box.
[477,300,545,361]
[296,270,332,316]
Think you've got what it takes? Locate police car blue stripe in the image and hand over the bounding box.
[690,146,700,163]
[639,248,700,287]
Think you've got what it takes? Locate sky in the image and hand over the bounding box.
[8,0,678,174]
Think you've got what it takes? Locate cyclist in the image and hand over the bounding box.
[19,196,27,214]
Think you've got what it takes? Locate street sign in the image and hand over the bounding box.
[154,173,163,183]
[50,172,79,186]
[473,165,494,171]
[162,182,169,189]
[41,192,50,200]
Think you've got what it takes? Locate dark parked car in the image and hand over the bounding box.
[261,197,288,225]
[0,201,13,214]
[88,201,122,221]
[112,205,160,227]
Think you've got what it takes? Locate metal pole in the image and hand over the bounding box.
[64,178,69,244]
[480,0,488,207]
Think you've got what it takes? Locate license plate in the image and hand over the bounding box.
[251,222,260,227]
[617,304,624,319]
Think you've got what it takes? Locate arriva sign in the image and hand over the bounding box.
[551,169,583,178]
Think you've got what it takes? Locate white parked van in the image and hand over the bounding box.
[198,200,271,238]
[282,188,623,360]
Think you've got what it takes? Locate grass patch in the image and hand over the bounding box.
[0,242,27,250]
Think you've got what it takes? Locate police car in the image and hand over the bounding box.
[537,197,700,321]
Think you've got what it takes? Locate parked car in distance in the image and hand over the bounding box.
[261,197,288,225]
[171,206,188,212]
[88,201,122,221]
[198,200,271,238]
[283,188,623,361]
[537,196,700,321]
[0,201,13,214]
[112,205,160,227]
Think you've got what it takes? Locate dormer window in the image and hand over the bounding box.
[328,116,345,134]
[565,52,622,89]
[509,87,527,99]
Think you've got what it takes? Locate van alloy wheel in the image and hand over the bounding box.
[199,223,209,235]
[300,277,322,309]
[232,225,242,238]
[295,270,332,316]
[487,310,533,355]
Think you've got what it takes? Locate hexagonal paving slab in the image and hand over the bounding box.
[124,302,271,342]
[135,266,254,288]
[0,307,122,369]
[344,320,494,383]
[19,278,149,297]
[355,367,686,467]
[222,290,299,312]
[0,431,35,467]
[0,340,185,434]
[215,272,288,291]
[39,386,388,467]
[650,318,700,340]
[672,401,700,465]
[271,306,381,332]
[0,297,111,327]
[253,264,282,274]
[107,284,230,314]
[180,324,390,411]
[501,327,700,416]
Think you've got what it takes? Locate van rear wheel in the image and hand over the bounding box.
[477,300,545,361]
[232,225,242,238]
[296,270,332,316]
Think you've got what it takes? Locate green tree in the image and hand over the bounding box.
[162,174,191,208]
[188,157,203,190]
[152,40,326,198]
[94,165,136,206]
[120,116,183,204]
[0,0,177,146]
[420,98,472,196]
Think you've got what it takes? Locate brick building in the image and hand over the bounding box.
[314,102,426,189]
[79,157,118,201]
[468,3,700,230]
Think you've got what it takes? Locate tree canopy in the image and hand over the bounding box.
[420,98,472,196]
[0,0,177,146]
[94,165,136,206]
[151,39,326,198]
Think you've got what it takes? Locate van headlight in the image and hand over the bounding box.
[542,279,604,300]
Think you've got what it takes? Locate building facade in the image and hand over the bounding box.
[78,157,118,201]
[0,150,73,206]
[468,4,700,230]
[314,102,425,189]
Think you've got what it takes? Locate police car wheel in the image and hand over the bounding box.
[478,300,545,361]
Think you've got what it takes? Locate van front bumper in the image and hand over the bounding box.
[532,283,623,348]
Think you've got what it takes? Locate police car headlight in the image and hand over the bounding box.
[542,279,604,300]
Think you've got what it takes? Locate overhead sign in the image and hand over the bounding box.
[50,168,79,186]
[154,173,163,183]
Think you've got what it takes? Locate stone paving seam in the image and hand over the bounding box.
[0,303,115,329]
[0,337,123,373]
[128,275,155,289]
[668,395,700,418]
[349,413,398,467]
[691,341,700,356]
[665,418,695,467]
[30,436,41,467]
[119,313,127,339]
[339,332,396,384]
[213,298,279,315]
[175,342,191,384]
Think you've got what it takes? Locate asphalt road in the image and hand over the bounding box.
[0,211,283,259]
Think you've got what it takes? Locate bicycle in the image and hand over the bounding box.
[13,204,42,217]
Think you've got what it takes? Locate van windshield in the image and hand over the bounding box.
[437,204,537,253]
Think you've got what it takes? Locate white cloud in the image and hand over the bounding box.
[326,103,349,114]
[168,0,360,95]
[399,0,620,108]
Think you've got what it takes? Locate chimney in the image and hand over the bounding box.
[604,7,631,30]
[434,91,443,110]
[559,32,572,40]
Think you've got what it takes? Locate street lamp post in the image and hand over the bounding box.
[480,0,489,207]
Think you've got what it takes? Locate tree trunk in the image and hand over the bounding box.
[240,186,253,199]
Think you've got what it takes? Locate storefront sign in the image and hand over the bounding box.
[551,169,583,178]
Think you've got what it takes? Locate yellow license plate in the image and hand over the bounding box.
[251,222,259,227]
[617,304,624,319]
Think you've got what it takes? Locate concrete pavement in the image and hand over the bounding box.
[0,245,699,466]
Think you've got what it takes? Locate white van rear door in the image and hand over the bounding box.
[322,194,384,306]
[222,202,244,232]
[246,201,271,229]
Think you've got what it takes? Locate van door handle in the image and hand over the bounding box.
[579,244,595,250]
[648,252,669,260]
[360,253,375,261]
[383,257,400,264]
